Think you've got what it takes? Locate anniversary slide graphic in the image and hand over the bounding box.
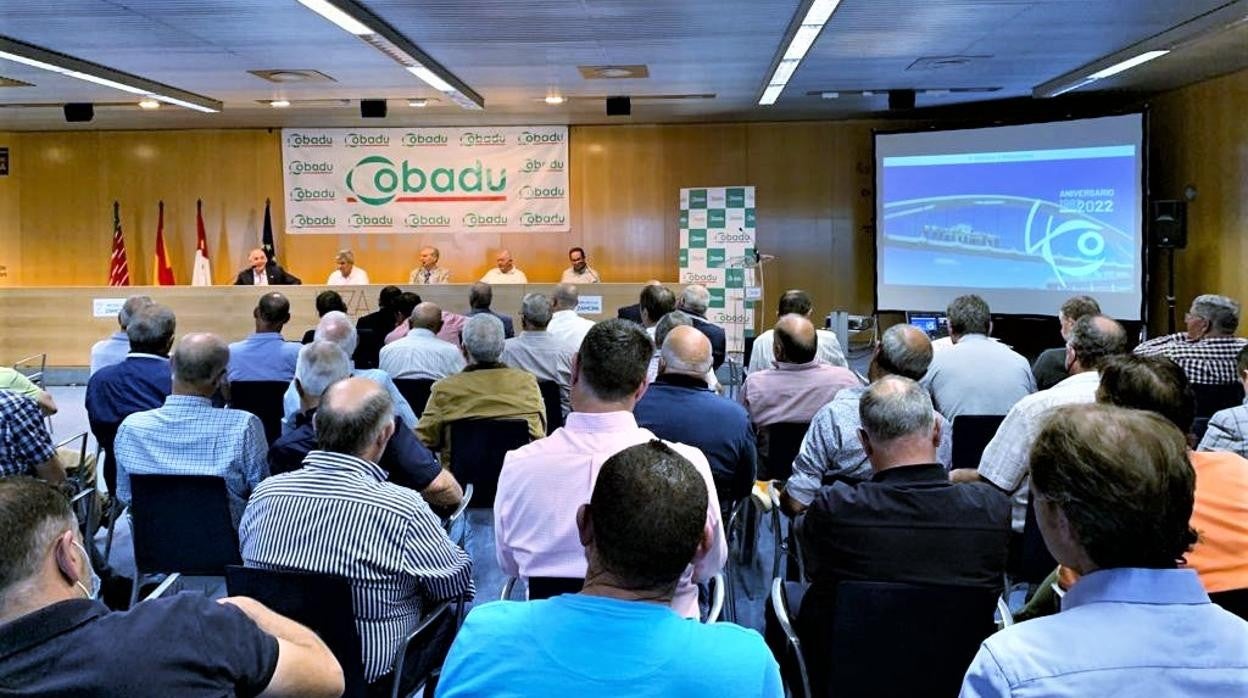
[880,145,1138,293]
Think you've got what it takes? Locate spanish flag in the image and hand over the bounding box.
[153,200,176,285]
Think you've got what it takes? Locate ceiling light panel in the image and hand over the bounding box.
[757,0,845,105]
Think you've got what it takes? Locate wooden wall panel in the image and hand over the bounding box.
[0,131,19,288]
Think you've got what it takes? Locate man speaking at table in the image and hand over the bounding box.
[234,248,302,286]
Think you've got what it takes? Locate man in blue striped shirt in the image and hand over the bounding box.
[240,377,474,687]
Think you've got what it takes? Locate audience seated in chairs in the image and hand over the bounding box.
[960,404,1248,696]
[1032,295,1101,390]
[0,391,63,485]
[466,281,515,338]
[226,292,301,383]
[380,302,465,381]
[783,323,947,515]
[921,294,1035,420]
[634,325,756,507]
[86,304,175,495]
[1135,293,1248,385]
[269,341,462,511]
[546,283,595,352]
[417,314,546,466]
[952,314,1127,535]
[381,291,422,346]
[616,280,659,325]
[354,285,403,369]
[0,477,345,697]
[1199,344,1248,456]
[89,294,152,376]
[0,363,57,416]
[114,333,268,527]
[500,292,575,419]
[241,377,474,691]
[645,311,720,391]
[748,289,847,372]
[638,283,676,339]
[438,441,781,698]
[740,314,859,431]
[494,319,727,619]
[300,289,348,344]
[281,310,418,435]
[677,284,728,371]
[775,376,1010,695]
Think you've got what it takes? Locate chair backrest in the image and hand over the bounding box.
[129,474,241,575]
[393,378,436,417]
[354,327,382,370]
[761,422,811,481]
[528,577,583,600]
[13,353,46,388]
[951,414,1006,470]
[1210,587,1248,621]
[537,380,564,434]
[821,580,998,698]
[1019,492,1058,585]
[227,380,289,446]
[1193,382,1245,419]
[449,419,533,507]
[225,565,367,698]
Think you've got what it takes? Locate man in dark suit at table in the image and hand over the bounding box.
[233,248,302,286]
[617,280,660,325]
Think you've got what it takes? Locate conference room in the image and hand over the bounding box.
[1,1,1247,696]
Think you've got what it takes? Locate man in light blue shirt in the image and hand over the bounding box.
[280,312,417,434]
[921,294,1034,420]
[379,303,465,381]
[89,295,152,376]
[227,293,301,382]
[437,441,781,698]
[960,403,1248,697]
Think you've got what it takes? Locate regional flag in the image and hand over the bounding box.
[261,198,276,262]
[108,201,130,287]
[191,199,213,286]
[153,200,176,285]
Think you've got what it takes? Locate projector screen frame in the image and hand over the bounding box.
[870,109,1151,325]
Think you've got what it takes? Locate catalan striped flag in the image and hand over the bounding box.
[108,201,130,286]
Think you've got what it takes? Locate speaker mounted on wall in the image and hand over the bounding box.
[63,103,94,123]
[606,95,631,117]
[360,99,387,119]
[1151,200,1188,249]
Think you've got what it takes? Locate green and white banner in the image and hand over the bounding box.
[281,127,569,234]
[679,186,757,353]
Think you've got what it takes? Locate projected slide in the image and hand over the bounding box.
[875,115,1143,319]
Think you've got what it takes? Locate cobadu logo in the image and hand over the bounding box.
[290,214,336,229]
[521,159,566,173]
[403,132,449,147]
[290,187,335,202]
[516,131,564,146]
[714,231,752,244]
[289,160,334,175]
[286,133,332,148]
[712,312,749,324]
[345,156,506,206]
[463,213,508,228]
[344,132,390,148]
[518,185,565,200]
[521,212,565,227]
[349,213,393,228]
[459,132,506,147]
[405,214,452,228]
[683,272,719,284]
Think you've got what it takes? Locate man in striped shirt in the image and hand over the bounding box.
[240,377,473,687]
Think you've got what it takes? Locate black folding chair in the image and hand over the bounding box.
[500,576,584,601]
[1211,587,1248,621]
[537,380,564,434]
[394,379,436,417]
[759,422,810,481]
[228,380,289,446]
[354,327,383,370]
[388,599,462,698]
[225,566,367,698]
[128,474,241,607]
[951,414,1006,470]
[1017,491,1058,586]
[449,419,533,508]
[1192,382,1245,441]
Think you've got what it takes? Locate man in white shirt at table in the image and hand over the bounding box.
[326,249,369,285]
[480,250,528,284]
[561,247,600,284]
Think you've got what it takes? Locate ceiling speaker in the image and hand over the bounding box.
[606,95,631,116]
[888,89,916,111]
[360,99,387,119]
[63,103,94,123]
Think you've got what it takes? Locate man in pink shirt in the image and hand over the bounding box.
[494,319,727,619]
[739,314,861,427]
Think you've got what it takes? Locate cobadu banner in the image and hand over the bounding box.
[281,127,570,234]
[679,186,757,353]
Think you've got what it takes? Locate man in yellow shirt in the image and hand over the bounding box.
[0,367,56,415]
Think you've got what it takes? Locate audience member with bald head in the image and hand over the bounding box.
[547,283,595,351]
[241,376,474,687]
[380,302,465,381]
[740,313,861,437]
[748,289,847,372]
[635,325,758,506]
[790,376,1010,695]
[233,247,301,286]
[675,284,727,370]
[467,282,515,338]
[227,292,301,383]
[114,332,269,526]
[784,323,953,515]
[481,249,528,284]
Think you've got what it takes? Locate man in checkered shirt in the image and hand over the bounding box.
[1135,294,1248,385]
[0,391,63,484]
[1199,345,1248,457]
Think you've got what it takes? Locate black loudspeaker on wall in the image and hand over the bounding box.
[1151,200,1188,249]
[360,99,387,119]
[606,96,631,117]
[63,103,94,123]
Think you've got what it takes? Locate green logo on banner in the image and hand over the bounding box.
[708,209,726,228]
[689,230,707,248]
[707,248,726,268]
[727,188,746,208]
[726,268,745,288]
[744,247,757,264]
[679,210,689,228]
[745,208,756,227]
[679,248,689,267]
[690,190,708,209]
[709,287,726,308]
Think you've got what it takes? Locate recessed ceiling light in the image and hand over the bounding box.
[270,99,291,108]
[544,95,565,105]
[138,98,160,109]
[407,98,428,107]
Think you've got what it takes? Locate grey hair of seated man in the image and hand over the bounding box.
[858,375,939,471]
[462,313,505,364]
[661,325,713,377]
[521,293,553,331]
[295,341,352,400]
[552,283,579,311]
[125,304,177,356]
[316,378,394,460]
[654,310,693,349]
[118,295,153,330]
[171,333,230,393]
[871,323,934,382]
[313,311,359,357]
[678,285,710,317]
[1190,294,1240,335]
